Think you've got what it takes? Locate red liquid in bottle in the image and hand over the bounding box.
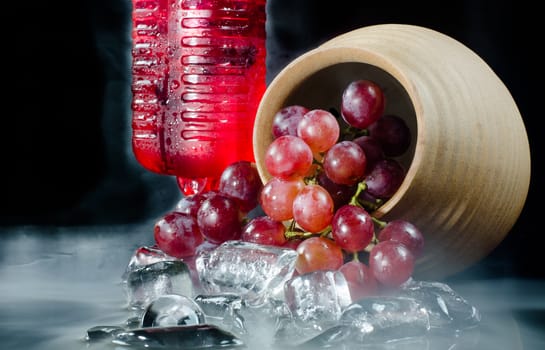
[130,0,267,195]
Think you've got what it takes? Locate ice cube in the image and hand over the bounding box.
[122,245,177,282]
[284,270,352,332]
[399,280,481,331]
[195,240,297,306]
[141,294,205,328]
[274,317,321,347]
[124,260,193,310]
[339,296,430,343]
[194,293,247,335]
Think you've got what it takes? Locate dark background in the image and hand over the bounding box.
[7,1,543,279]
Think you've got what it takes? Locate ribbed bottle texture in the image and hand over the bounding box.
[131,0,266,191]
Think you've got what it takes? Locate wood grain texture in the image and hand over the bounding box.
[253,24,531,279]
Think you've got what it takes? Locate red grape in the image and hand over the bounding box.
[331,204,374,253]
[272,105,309,138]
[295,236,344,274]
[264,135,313,179]
[317,171,356,210]
[197,194,242,244]
[292,184,334,233]
[369,240,414,288]
[323,140,367,185]
[368,114,411,157]
[174,193,209,217]
[218,160,263,213]
[260,177,305,221]
[241,216,287,246]
[154,211,204,258]
[341,80,385,129]
[339,260,378,300]
[352,135,384,171]
[377,219,424,258]
[364,158,405,199]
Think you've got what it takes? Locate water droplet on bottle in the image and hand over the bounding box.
[170,80,180,91]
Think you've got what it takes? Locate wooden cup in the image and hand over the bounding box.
[253,24,531,279]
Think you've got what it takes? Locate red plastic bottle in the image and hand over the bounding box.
[130,0,267,195]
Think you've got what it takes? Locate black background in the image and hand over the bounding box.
[7,1,543,279]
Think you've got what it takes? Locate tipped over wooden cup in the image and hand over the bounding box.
[253,24,531,279]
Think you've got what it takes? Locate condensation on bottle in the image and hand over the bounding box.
[130,0,267,192]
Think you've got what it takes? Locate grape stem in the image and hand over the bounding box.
[284,230,315,240]
[342,125,369,140]
[349,180,384,212]
[372,216,387,229]
[349,181,367,206]
[284,219,313,240]
[358,198,383,212]
[284,220,332,240]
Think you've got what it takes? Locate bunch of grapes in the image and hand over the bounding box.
[261,79,423,295]
[152,79,424,301]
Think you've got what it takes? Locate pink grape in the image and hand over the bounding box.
[197,193,242,244]
[260,177,305,221]
[272,105,309,138]
[292,184,334,233]
[323,140,367,185]
[296,109,340,153]
[218,160,263,213]
[264,135,313,179]
[154,211,204,258]
[368,114,411,157]
[369,240,414,288]
[331,204,374,253]
[377,219,425,258]
[341,80,385,129]
[339,260,378,300]
[295,236,344,274]
[241,216,287,246]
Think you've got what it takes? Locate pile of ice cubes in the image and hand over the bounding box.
[85,240,482,349]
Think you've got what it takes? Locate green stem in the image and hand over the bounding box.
[349,181,367,206]
[285,230,315,240]
[241,217,251,227]
[287,219,296,231]
[341,125,369,141]
[372,216,388,229]
[283,222,332,241]
[359,198,383,212]
[319,226,332,237]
